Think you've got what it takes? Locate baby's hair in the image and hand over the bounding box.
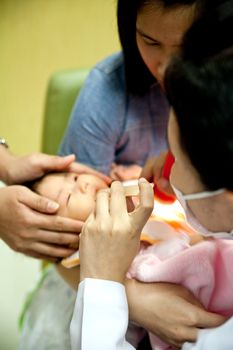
[23,173,55,193]
[23,178,42,192]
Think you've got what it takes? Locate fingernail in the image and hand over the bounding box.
[47,201,59,211]
[139,177,147,183]
[65,154,75,160]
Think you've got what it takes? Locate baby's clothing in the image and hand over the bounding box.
[128,235,233,350]
[19,209,233,350]
[19,266,76,350]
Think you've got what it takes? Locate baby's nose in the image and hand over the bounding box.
[76,181,90,193]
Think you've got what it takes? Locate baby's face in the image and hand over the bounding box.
[35,172,108,221]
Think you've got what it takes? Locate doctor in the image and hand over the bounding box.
[71,179,227,350]
[70,1,233,349]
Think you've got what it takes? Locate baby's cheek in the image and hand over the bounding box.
[68,196,95,222]
[57,205,70,219]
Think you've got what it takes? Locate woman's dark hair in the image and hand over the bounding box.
[165,1,233,190]
[117,0,212,95]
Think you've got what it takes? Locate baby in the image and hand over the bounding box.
[20,171,233,350]
[19,171,110,350]
[33,171,108,222]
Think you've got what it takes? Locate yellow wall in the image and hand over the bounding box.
[0,0,120,154]
[0,2,119,348]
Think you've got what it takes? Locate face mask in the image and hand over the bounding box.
[172,185,233,240]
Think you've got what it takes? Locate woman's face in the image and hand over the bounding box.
[35,173,108,221]
[136,4,196,85]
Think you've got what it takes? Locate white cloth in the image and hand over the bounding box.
[70,279,134,350]
[183,317,233,350]
[70,278,233,350]
[19,266,77,350]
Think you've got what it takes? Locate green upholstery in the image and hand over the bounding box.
[41,68,90,155]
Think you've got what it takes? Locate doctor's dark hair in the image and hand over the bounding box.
[165,1,233,191]
[117,0,216,95]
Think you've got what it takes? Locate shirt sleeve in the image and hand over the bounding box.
[70,278,135,350]
[59,64,125,175]
[182,317,233,350]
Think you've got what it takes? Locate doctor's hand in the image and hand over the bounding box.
[0,186,81,261]
[79,178,154,284]
[141,151,175,199]
[126,280,226,349]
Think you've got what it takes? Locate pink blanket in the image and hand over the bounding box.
[127,237,233,350]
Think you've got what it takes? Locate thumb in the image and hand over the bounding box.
[19,188,59,214]
[46,154,76,171]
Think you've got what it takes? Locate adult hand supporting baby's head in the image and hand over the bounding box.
[4,152,111,185]
[0,185,82,261]
[4,152,76,185]
[68,161,111,184]
[0,150,113,260]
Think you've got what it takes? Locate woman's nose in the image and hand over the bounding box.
[157,56,169,81]
[157,46,175,81]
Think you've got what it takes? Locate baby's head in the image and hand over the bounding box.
[33,172,108,221]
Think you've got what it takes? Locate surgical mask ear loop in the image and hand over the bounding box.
[172,185,233,239]
[182,188,225,201]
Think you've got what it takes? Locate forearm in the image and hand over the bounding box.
[56,264,80,290]
[125,279,225,349]
[125,278,157,330]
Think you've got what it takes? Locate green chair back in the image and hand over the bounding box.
[41,68,90,154]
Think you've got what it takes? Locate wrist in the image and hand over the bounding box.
[0,150,17,185]
[80,268,124,285]
[0,138,9,149]
[0,146,16,184]
[125,278,140,321]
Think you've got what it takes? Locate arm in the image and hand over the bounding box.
[56,264,80,290]
[125,279,226,349]
[63,267,225,349]
[59,62,125,175]
[68,275,225,349]
[70,179,154,349]
[0,144,14,182]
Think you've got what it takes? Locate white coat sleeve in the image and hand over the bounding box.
[182,317,233,350]
[70,278,135,350]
